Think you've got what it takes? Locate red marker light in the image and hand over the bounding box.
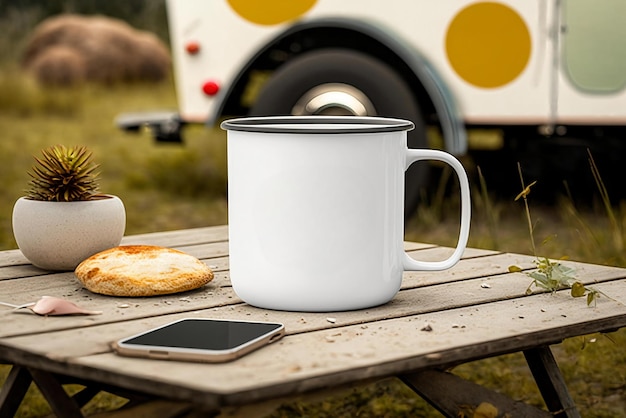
[202,80,220,96]
[185,41,200,55]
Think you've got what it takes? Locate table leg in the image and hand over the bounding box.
[523,346,581,418]
[400,369,552,417]
[71,385,103,408]
[28,368,85,418]
[55,373,154,409]
[0,365,32,417]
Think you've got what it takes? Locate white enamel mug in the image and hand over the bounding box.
[221,116,470,312]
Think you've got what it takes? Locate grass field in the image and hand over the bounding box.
[0,70,625,417]
[0,70,229,249]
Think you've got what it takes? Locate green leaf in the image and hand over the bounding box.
[529,271,548,284]
[541,234,556,246]
[571,282,586,298]
[587,292,596,306]
[508,265,522,273]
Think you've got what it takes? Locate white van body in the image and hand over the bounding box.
[120,0,626,212]
[167,0,626,135]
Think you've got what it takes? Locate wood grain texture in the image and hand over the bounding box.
[1,225,625,412]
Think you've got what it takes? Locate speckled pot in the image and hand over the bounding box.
[12,195,126,271]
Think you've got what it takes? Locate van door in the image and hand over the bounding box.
[557,0,626,124]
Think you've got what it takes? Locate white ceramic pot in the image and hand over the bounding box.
[12,195,126,271]
[222,116,471,312]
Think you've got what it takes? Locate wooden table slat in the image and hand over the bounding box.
[2,250,625,340]
[120,225,229,247]
[1,225,625,416]
[2,288,620,409]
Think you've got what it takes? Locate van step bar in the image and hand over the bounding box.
[115,111,186,143]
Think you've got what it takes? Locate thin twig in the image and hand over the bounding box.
[516,163,537,256]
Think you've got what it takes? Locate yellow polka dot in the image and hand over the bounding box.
[445,2,531,88]
[227,0,317,26]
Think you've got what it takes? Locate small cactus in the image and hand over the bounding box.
[26,145,100,201]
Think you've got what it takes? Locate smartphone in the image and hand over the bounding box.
[112,318,285,363]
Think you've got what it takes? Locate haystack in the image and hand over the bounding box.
[22,14,171,85]
[26,45,87,86]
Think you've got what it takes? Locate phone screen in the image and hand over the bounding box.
[120,318,284,351]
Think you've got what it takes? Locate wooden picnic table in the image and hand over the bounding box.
[1,225,625,417]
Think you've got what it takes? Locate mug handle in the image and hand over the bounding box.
[402,149,471,271]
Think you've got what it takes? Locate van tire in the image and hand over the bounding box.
[250,48,428,222]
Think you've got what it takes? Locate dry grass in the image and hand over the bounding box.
[0,70,624,417]
[0,73,228,251]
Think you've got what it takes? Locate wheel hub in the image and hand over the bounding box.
[291,83,377,116]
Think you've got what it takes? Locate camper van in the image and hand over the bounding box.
[120,0,626,212]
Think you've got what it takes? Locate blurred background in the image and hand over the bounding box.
[0,1,625,417]
[0,0,230,252]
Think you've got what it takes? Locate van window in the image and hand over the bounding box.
[562,0,626,93]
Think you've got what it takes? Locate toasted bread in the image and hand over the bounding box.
[75,245,214,296]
